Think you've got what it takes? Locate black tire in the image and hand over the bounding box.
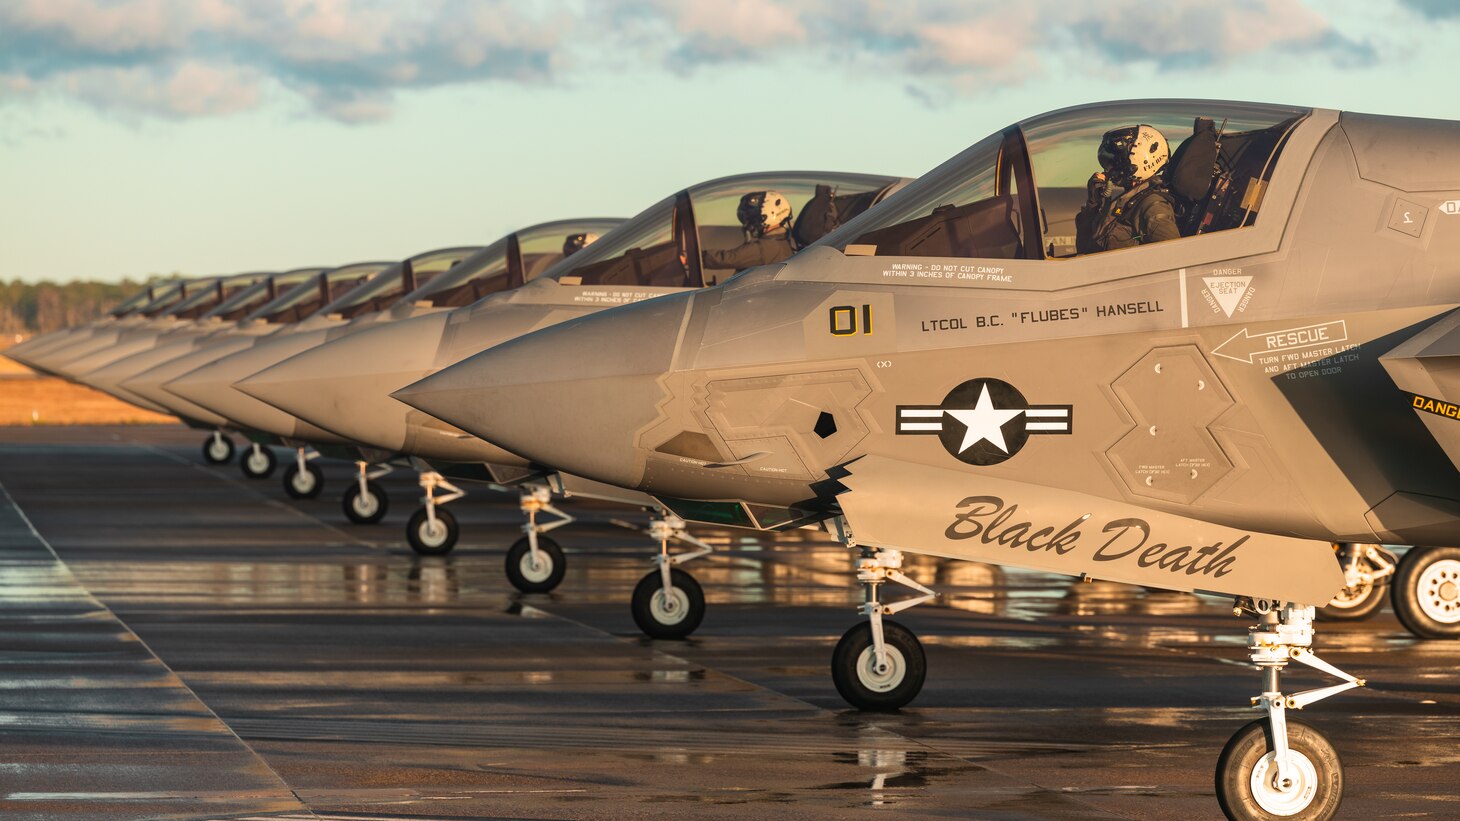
[631,568,705,639]
[830,619,926,711]
[1216,718,1342,821]
[407,506,458,556]
[1392,546,1460,639]
[342,480,388,525]
[1317,578,1386,622]
[202,434,234,465]
[282,462,324,500]
[505,536,566,593]
[239,446,276,479]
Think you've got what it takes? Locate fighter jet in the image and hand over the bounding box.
[398,99,1460,819]
[240,174,904,622]
[19,277,206,380]
[4,280,173,372]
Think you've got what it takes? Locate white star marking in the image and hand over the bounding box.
[944,384,1024,454]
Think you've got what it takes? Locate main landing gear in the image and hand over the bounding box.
[1391,546,1460,638]
[830,543,936,711]
[629,513,712,639]
[406,471,463,556]
[1215,599,1362,821]
[202,431,234,465]
[342,461,390,524]
[1318,543,1395,622]
[504,484,570,593]
[282,447,324,500]
[240,443,276,479]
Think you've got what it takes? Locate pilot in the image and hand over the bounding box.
[1075,124,1180,254]
[562,232,599,257]
[702,190,797,278]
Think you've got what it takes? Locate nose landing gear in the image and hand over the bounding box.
[342,460,390,524]
[202,431,234,465]
[282,447,324,499]
[1215,600,1362,821]
[505,484,571,593]
[406,471,463,555]
[831,544,935,711]
[629,513,712,639]
[240,443,276,479]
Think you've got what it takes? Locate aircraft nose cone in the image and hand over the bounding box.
[393,291,692,489]
[238,312,450,452]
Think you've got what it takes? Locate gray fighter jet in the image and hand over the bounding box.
[19,277,207,381]
[5,281,174,372]
[398,99,1460,819]
[239,174,904,618]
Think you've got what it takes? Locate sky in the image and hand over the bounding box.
[1,0,1457,283]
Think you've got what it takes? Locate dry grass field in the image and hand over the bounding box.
[0,339,177,426]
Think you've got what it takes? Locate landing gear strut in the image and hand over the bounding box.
[282,447,323,500]
[629,513,712,639]
[240,443,276,479]
[1318,543,1395,622]
[342,461,389,524]
[202,431,234,465]
[830,538,935,711]
[406,471,463,555]
[1215,600,1362,821]
[504,484,570,593]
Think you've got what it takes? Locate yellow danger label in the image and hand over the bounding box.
[1412,393,1460,420]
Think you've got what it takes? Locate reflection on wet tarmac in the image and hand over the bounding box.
[3,425,1460,819]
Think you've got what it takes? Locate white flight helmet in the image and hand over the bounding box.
[737,190,793,238]
[1098,124,1170,188]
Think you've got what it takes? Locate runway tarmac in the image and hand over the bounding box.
[1,425,1458,819]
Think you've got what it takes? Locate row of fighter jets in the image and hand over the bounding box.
[9,98,1460,820]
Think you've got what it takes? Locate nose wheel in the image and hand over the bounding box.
[341,461,390,524]
[406,470,464,555]
[202,431,234,465]
[831,619,926,711]
[1216,718,1342,820]
[240,443,276,479]
[631,567,705,639]
[282,448,323,499]
[506,535,566,593]
[1392,546,1460,638]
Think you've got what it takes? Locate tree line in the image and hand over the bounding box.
[0,278,165,336]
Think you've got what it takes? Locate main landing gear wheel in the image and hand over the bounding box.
[283,462,324,500]
[1392,546,1460,638]
[1318,579,1385,622]
[407,506,458,556]
[831,619,926,711]
[342,480,388,524]
[1216,718,1343,821]
[505,536,565,593]
[1318,543,1394,622]
[240,445,276,479]
[631,568,704,640]
[202,433,234,465]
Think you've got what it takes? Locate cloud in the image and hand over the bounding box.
[1401,0,1460,19]
[0,0,568,122]
[0,0,1387,123]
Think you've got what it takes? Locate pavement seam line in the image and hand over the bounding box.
[0,477,322,819]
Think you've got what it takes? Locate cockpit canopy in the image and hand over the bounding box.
[405,218,626,309]
[543,171,906,290]
[138,278,204,317]
[201,268,324,323]
[320,246,483,320]
[109,283,170,318]
[816,100,1311,260]
[244,263,390,325]
[164,272,266,320]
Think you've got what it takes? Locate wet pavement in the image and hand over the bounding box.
[0,425,1458,819]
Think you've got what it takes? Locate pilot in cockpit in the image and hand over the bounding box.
[701,190,797,278]
[1075,124,1181,254]
[562,232,599,257]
